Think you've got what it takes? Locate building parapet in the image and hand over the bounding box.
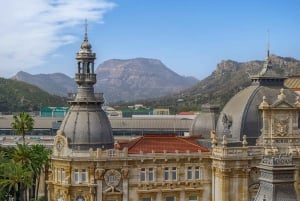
[212,146,249,158]
[247,146,264,156]
[52,147,211,161]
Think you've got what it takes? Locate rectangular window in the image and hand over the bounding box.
[166,196,175,201]
[55,168,58,182]
[61,168,65,183]
[187,166,192,180]
[195,167,200,179]
[57,168,61,182]
[140,168,146,182]
[189,195,198,201]
[74,169,79,184]
[149,168,154,181]
[171,167,177,181]
[81,169,87,183]
[164,167,169,181]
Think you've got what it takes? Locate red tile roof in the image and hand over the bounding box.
[121,134,209,154]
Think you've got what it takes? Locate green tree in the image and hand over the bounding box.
[13,144,32,167]
[11,112,34,145]
[12,144,33,201]
[29,145,52,200]
[0,160,32,201]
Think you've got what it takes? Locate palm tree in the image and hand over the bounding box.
[11,112,34,145]
[13,144,32,166]
[0,160,32,201]
[12,144,33,201]
[29,144,52,200]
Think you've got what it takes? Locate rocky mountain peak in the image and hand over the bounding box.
[11,58,198,103]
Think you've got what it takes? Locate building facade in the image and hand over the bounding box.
[47,25,300,201]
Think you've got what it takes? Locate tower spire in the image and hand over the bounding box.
[84,19,88,41]
[267,29,270,59]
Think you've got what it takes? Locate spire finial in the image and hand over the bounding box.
[267,29,270,59]
[84,19,88,40]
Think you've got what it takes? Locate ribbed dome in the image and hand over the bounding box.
[216,86,298,145]
[215,51,298,145]
[80,39,92,53]
[58,21,114,150]
[190,104,219,138]
[60,104,114,150]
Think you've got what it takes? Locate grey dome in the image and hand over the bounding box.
[58,22,114,150]
[190,104,219,138]
[216,86,297,145]
[216,52,297,145]
[60,104,113,150]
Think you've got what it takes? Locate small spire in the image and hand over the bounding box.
[242,135,248,147]
[79,19,92,53]
[84,19,88,41]
[277,88,286,100]
[211,131,217,148]
[222,135,227,147]
[259,95,270,109]
[267,29,270,59]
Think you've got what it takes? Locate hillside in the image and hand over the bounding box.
[95,58,198,102]
[11,71,76,97]
[142,55,300,112]
[0,78,66,112]
[12,58,198,102]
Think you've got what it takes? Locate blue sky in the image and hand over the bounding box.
[0,0,299,79]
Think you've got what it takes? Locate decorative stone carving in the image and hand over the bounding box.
[242,135,248,147]
[273,116,289,137]
[222,113,232,130]
[121,168,129,179]
[104,169,122,187]
[222,135,227,147]
[95,168,105,180]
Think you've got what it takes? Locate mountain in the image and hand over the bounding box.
[11,71,76,97]
[95,58,198,102]
[142,55,300,112]
[0,77,66,112]
[11,58,198,102]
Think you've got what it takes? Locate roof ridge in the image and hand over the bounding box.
[175,136,209,151]
[126,136,144,151]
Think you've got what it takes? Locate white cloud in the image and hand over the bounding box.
[0,0,116,77]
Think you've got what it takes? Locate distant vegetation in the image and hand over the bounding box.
[3,55,300,114]
[12,58,198,103]
[0,78,66,113]
[126,55,300,113]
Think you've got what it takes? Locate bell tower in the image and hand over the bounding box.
[73,20,100,103]
[55,20,114,151]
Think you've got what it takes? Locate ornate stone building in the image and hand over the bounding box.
[47,25,300,201]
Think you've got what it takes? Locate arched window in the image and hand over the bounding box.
[78,62,82,73]
[57,195,63,201]
[87,62,90,73]
[76,195,85,201]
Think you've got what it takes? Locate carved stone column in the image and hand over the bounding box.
[122,168,129,201]
[97,180,102,201]
[95,168,105,201]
